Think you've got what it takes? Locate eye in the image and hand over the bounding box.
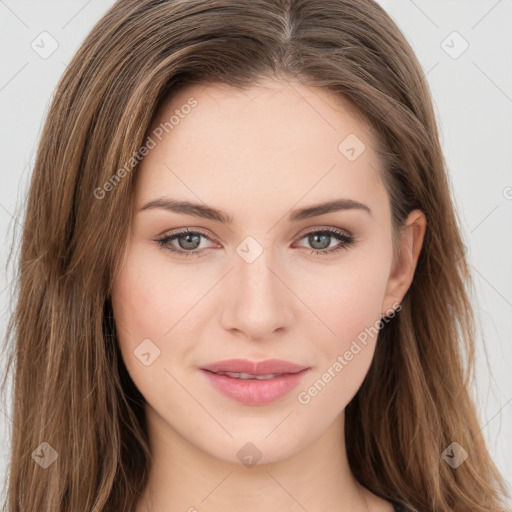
[155,227,355,258]
[295,227,355,256]
[155,228,216,258]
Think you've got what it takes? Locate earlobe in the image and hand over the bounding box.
[381,209,427,316]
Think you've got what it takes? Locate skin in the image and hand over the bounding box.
[111,77,426,512]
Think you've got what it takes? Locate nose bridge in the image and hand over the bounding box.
[222,236,292,338]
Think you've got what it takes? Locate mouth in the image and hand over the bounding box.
[207,371,289,380]
[200,358,308,375]
[200,367,310,405]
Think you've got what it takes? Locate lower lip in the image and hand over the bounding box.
[201,368,310,405]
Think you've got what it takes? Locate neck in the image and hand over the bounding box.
[136,404,372,512]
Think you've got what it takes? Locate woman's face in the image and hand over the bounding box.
[111,78,423,465]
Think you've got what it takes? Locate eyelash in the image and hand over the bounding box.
[155,227,355,258]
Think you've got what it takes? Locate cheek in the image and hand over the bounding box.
[302,252,391,346]
[111,265,161,345]
[111,244,214,387]
[293,247,392,403]
[295,261,390,412]
[111,246,176,377]
[111,249,193,414]
[112,245,198,340]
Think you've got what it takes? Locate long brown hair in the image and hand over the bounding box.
[1,0,509,510]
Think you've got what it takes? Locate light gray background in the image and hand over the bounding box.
[1,0,511,503]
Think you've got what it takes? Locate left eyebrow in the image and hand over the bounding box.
[289,198,372,221]
[139,197,372,223]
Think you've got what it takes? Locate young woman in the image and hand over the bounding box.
[1,0,509,511]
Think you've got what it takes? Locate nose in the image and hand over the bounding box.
[220,243,294,341]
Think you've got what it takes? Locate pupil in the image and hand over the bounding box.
[310,233,330,250]
[179,233,200,250]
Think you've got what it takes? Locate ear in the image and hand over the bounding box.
[381,209,427,316]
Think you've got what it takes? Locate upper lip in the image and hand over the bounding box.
[200,358,309,375]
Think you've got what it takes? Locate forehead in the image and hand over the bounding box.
[135,79,385,218]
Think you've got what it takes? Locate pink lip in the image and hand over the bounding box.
[200,358,310,405]
[201,358,308,375]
